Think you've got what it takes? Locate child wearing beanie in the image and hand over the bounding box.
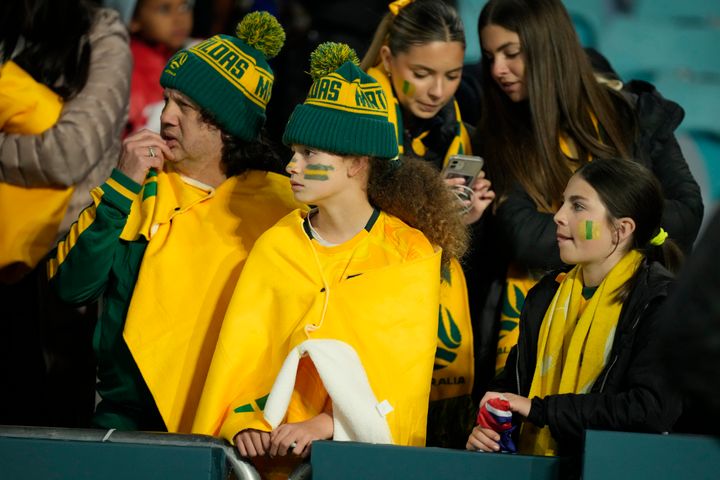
[193,42,469,469]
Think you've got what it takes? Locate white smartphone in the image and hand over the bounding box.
[441,154,485,186]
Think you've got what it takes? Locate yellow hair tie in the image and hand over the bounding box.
[389,0,414,16]
[650,227,668,246]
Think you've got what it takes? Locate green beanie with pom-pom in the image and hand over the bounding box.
[283,42,398,159]
[160,11,285,141]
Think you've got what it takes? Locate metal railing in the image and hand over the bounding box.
[0,425,261,480]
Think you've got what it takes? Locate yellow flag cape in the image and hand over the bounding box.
[0,61,73,281]
[520,250,643,456]
[193,210,441,446]
[122,169,301,433]
[367,66,474,400]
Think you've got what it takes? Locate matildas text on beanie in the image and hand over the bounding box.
[282,42,399,159]
[160,11,285,141]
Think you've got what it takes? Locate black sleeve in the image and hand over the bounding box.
[495,184,564,270]
[528,300,683,445]
[631,82,704,252]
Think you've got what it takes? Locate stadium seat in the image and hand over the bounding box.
[583,430,720,480]
[653,70,720,135]
[635,0,720,24]
[598,18,720,81]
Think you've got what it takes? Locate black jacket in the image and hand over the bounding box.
[490,260,683,456]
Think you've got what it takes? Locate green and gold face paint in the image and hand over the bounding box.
[580,220,600,240]
[401,79,416,97]
[303,163,335,181]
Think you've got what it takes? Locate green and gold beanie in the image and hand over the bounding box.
[283,42,398,159]
[160,11,285,141]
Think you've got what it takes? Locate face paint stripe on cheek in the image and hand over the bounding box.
[401,80,416,97]
[303,163,335,181]
[580,220,600,240]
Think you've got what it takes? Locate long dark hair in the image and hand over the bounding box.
[576,159,683,301]
[198,107,284,176]
[367,156,468,265]
[478,0,635,212]
[360,0,465,70]
[0,0,95,100]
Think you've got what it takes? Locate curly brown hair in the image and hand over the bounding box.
[367,156,469,265]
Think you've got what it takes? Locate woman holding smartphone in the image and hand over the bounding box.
[361,0,494,447]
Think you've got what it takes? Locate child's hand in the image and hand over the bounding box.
[466,424,501,452]
[269,412,334,458]
[502,392,532,417]
[234,429,271,458]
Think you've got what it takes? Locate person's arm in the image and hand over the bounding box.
[523,300,683,445]
[647,128,703,253]
[496,185,564,270]
[47,168,140,304]
[631,82,704,252]
[0,9,131,187]
[47,129,169,303]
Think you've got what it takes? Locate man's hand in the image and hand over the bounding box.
[269,412,334,458]
[234,429,271,458]
[117,129,174,184]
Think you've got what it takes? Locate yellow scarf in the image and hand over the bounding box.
[122,169,301,433]
[366,65,474,400]
[0,61,73,281]
[520,250,643,456]
[193,210,441,447]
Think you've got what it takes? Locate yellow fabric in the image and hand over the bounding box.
[193,209,441,447]
[388,0,414,16]
[496,265,539,374]
[0,61,73,279]
[431,259,474,400]
[122,169,302,433]
[368,64,474,400]
[519,250,644,456]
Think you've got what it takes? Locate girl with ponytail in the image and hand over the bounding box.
[467,159,683,471]
[196,42,468,464]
